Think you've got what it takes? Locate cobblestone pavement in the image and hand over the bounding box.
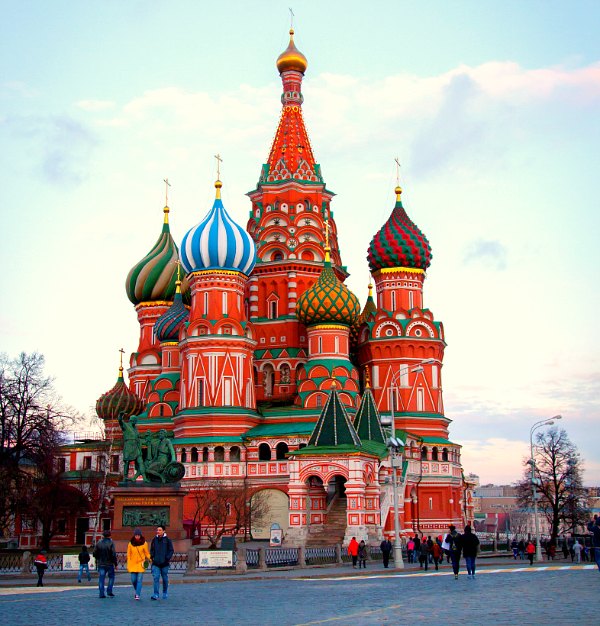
[0,564,597,625]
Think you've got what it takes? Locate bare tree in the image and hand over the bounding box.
[29,443,89,549]
[516,428,589,544]
[0,352,81,538]
[190,481,269,548]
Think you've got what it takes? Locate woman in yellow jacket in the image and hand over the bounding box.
[127,528,151,600]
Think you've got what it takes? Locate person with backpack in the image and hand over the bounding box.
[33,550,48,587]
[77,545,91,583]
[462,525,480,578]
[444,525,463,579]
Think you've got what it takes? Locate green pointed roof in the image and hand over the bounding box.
[353,386,385,444]
[308,387,361,447]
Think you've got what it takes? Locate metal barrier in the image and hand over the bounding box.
[245,549,259,568]
[265,547,299,567]
[0,553,23,574]
[305,546,336,565]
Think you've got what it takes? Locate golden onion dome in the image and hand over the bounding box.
[276,28,308,74]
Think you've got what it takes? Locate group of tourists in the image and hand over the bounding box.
[33,525,175,599]
[93,525,174,600]
[346,515,600,577]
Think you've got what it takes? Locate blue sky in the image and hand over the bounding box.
[1,0,599,484]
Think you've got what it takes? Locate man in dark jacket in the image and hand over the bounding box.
[150,526,174,600]
[93,530,117,598]
[380,538,392,568]
[587,515,600,572]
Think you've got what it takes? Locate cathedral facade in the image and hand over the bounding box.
[60,28,473,548]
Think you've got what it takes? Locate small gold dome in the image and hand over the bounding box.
[276,28,308,74]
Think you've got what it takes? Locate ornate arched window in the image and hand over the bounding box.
[190,447,198,462]
[258,443,272,461]
[214,446,225,462]
[275,442,289,460]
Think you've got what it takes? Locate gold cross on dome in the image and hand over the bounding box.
[394,157,401,186]
[214,154,223,180]
[289,7,295,29]
[119,347,125,370]
[163,178,171,205]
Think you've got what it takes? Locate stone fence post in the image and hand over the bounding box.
[335,544,342,564]
[298,546,306,568]
[186,547,197,574]
[236,547,247,573]
[258,547,267,570]
[20,551,31,576]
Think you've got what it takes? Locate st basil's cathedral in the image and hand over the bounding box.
[59,27,474,548]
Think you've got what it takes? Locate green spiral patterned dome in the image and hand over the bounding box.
[126,207,187,305]
[296,255,360,327]
[96,368,145,421]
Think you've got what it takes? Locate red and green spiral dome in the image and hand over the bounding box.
[367,187,432,272]
[95,368,145,421]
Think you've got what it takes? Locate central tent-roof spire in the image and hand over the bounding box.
[260,25,322,184]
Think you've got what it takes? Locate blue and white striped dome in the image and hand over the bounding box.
[180,181,257,276]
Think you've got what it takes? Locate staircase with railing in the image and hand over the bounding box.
[306,496,347,546]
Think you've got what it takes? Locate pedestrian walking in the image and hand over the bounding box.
[561,539,569,560]
[348,536,359,568]
[150,526,174,600]
[462,525,480,579]
[419,538,430,571]
[573,539,582,563]
[93,529,117,598]
[431,540,442,570]
[77,545,91,583]
[380,538,392,569]
[526,540,535,565]
[127,528,150,600]
[587,514,600,573]
[33,550,48,587]
[406,538,415,564]
[357,540,368,569]
[517,539,525,560]
[511,539,518,559]
[444,525,462,579]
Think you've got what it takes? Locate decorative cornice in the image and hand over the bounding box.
[376,267,425,275]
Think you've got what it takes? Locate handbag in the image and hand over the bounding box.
[136,545,150,569]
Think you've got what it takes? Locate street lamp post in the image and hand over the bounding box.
[529,415,562,561]
[386,385,404,569]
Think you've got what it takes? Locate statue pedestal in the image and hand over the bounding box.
[111,483,190,552]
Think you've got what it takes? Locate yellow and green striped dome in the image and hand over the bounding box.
[296,257,360,327]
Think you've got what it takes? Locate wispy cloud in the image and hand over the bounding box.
[3,114,96,184]
[463,239,508,270]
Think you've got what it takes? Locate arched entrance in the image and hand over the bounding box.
[305,473,347,545]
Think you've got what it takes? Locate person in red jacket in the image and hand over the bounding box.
[526,540,536,565]
[348,537,359,568]
[34,550,48,587]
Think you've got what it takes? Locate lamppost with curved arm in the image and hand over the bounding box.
[529,415,562,561]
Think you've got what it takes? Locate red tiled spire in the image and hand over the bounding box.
[260,30,322,184]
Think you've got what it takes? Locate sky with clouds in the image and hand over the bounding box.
[1,0,598,485]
